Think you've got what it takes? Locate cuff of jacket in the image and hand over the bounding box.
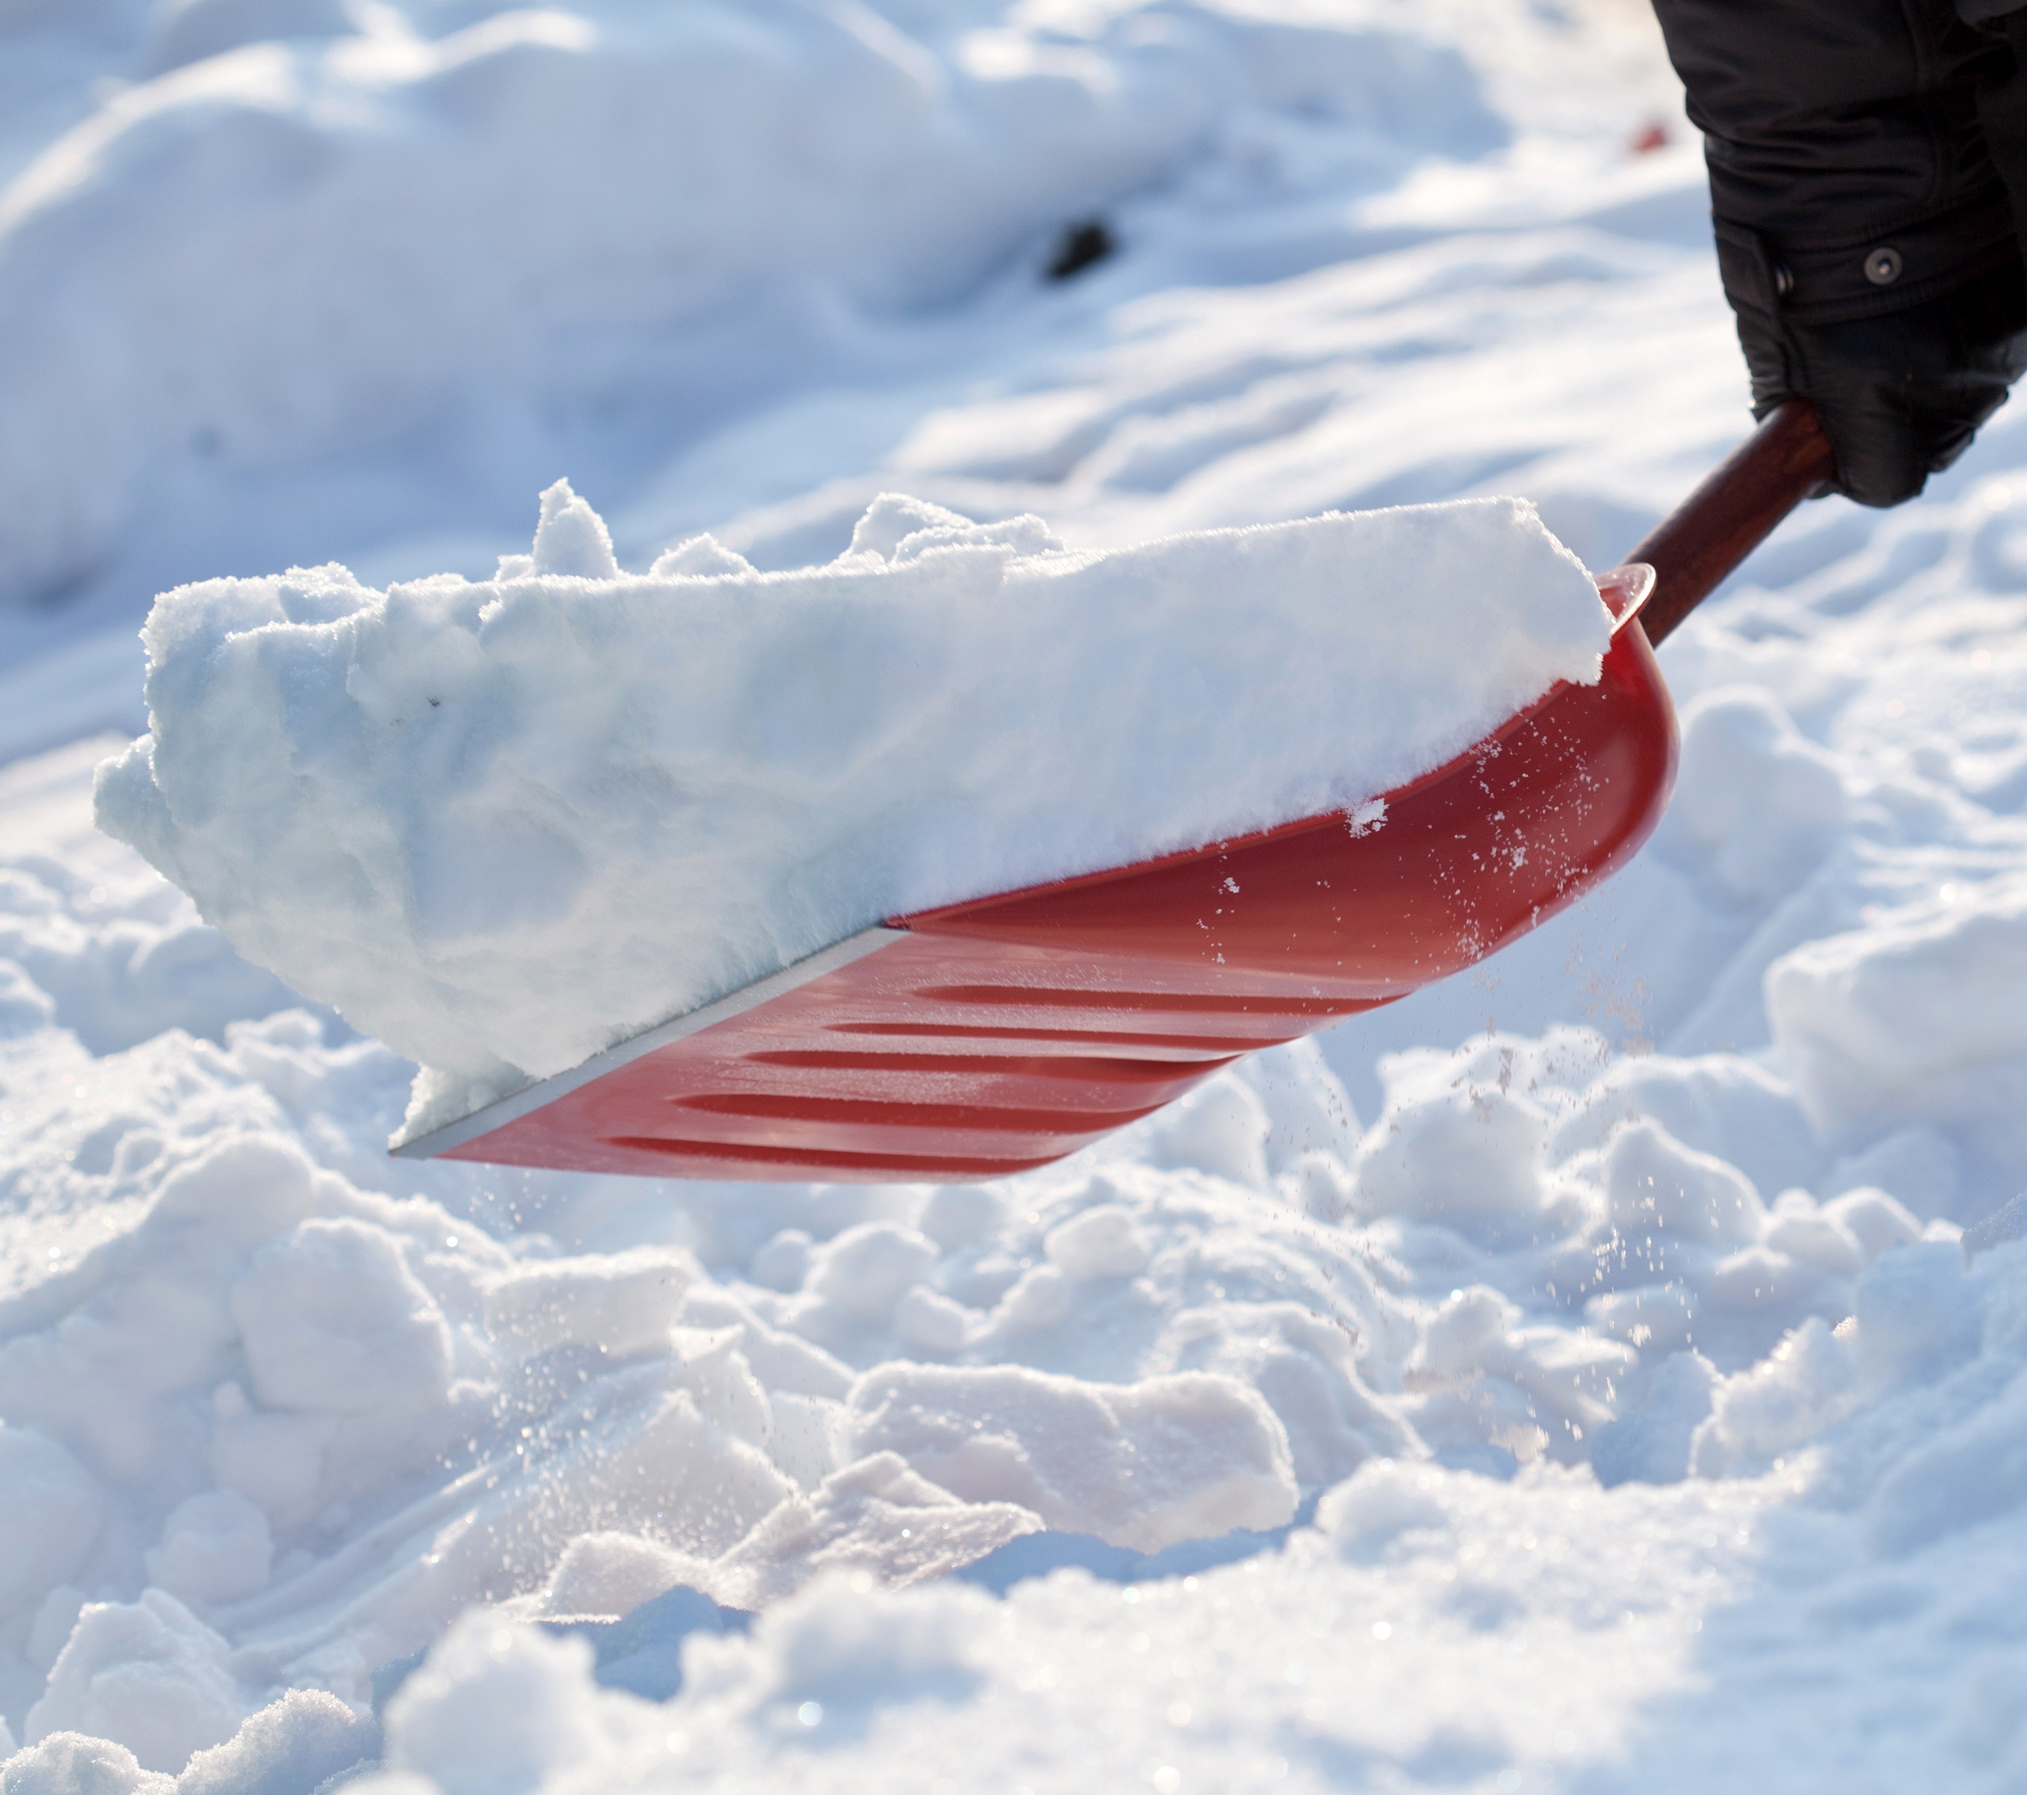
[1713,184,2019,328]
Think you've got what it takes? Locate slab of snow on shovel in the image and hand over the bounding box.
[96,479,1655,1178]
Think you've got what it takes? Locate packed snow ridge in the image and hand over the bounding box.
[94,484,1607,1134]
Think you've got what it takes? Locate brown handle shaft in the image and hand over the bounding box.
[1625,398,1836,647]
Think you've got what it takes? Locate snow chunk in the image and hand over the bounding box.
[25,1591,247,1774]
[848,1363,1297,1552]
[715,1452,1044,1608]
[524,479,618,581]
[174,1690,379,1795]
[530,1534,716,1623]
[96,487,1607,1133]
[0,1733,172,1795]
[1690,1319,1860,1478]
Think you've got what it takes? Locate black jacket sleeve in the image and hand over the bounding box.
[1651,0,2027,505]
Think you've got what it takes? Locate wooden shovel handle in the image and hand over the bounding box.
[1623,398,1836,647]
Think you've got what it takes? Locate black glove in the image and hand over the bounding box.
[1732,252,2027,508]
[1653,0,2027,509]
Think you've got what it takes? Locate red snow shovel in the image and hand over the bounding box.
[396,401,1835,1182]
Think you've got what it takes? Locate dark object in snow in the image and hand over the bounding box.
[1651,0,2027,506]
[1046,219,1115,280]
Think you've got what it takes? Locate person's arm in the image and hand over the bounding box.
[1651,0,2027,505]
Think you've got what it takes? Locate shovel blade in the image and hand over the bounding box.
[399,571,1675,1181]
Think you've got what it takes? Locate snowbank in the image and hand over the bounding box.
[0,0,1503,608]
[95,485,1607,1129]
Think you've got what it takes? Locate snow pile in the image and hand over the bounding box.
[6,745,2027,1789]
[0,889,1368,1767]
[343,1282,2027,1795]
[94,485,1606,1129]
[0,0,1504,609]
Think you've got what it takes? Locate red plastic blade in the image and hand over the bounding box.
[400,572,1675,1180]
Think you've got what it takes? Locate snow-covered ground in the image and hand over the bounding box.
[5,0,2027,1790]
